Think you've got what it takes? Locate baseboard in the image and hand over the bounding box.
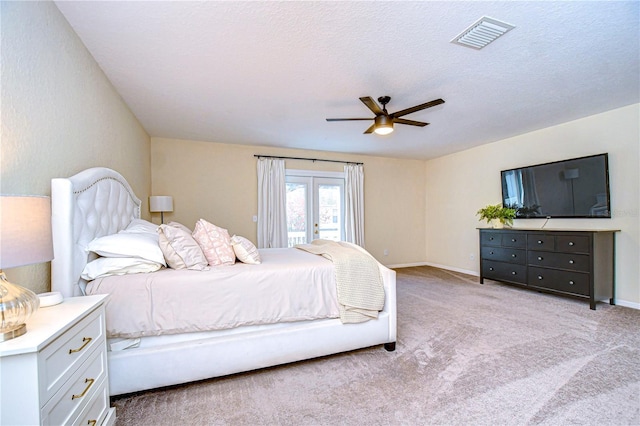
[614,299,640,310]
[385,261,430,269]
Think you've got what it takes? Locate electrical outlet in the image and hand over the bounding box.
[383,249,389,256]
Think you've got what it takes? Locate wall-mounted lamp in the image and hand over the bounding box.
[0,195,53,341]
[373,115,394,135]
[149,196,173,224]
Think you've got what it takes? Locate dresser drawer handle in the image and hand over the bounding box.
[511,238,516,242]
[88,421,97,426]
[537,256,543,261]
[568,241,575,246]
[71,378,95,400]
[489,267,494,271]
[537,275,543,280]
[537,240,543,244]
[511,254,517,258]
[490,251,494,255]
[489,237,494,241]
[511,271,517,275]
[69,337,92,354]
[569,260,574,264]
[569,280,575,285]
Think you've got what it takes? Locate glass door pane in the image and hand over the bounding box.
[286,182,309,247]
[316,182,344,242]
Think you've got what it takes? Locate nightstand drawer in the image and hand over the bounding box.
[41,345,108,426]
[40,306,106,404]
[74,377,111,426]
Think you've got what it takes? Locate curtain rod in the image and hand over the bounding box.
[254,155,362,165]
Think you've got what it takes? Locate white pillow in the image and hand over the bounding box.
[192,219,235,266]
[81,257,162,280]
[231,235,261,264]
[122,218,158,234]
[86,231,166,266]
[158,223,208,270]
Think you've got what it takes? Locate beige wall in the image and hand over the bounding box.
[425,104,640,307]
[151,138,426,265]
[1,1,151,293]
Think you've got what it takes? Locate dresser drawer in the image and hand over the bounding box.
[482,260,527,284]
[556,235,590,253]
[480,231,502,246]
[527,234,555,251]
[481,247,526,264]
[528,250,590,273]
[40,306,106,404]
[41,344,108,426]
[528,267,589,296]
[501,232,526,248]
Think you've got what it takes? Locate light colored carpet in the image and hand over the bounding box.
[112,266,640,425]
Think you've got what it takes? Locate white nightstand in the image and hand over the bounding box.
[0,295,116,425]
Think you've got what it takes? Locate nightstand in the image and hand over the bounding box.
[0,295,116,425]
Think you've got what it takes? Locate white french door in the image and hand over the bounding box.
[285,171,344,247]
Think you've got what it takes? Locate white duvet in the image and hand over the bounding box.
[86,248,340,338]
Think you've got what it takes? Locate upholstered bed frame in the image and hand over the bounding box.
[51,167,397,395]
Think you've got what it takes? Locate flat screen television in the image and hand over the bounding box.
[501,153,611,218]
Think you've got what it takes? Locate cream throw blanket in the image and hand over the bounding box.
[295,240,385,323]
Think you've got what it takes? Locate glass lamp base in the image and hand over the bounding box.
[0,323,27,342]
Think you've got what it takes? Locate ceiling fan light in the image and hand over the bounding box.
[374,115,394,135]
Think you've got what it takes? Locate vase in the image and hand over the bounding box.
[491,219,504,229]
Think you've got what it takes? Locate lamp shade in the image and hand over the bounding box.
[149,196,174,213]
[0,195,52,341]
[0,195,54,269]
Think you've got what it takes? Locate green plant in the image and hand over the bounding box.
[476,203,516,226]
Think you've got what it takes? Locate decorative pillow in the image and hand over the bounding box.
[122,218,158,234]
[166,221,192,234]
[85,231,166,266]
[81,257,162,280]
[158,223,208,270]
[231,235,261,264]
[192,219,235,266]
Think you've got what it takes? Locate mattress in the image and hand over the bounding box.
[86,248,340,338]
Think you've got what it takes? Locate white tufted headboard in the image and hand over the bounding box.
[51,167,141,298]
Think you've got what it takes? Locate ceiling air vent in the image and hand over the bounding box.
[451,16,515,50]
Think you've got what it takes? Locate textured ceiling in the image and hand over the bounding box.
[55,1,639,160]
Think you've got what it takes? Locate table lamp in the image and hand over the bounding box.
[0,195,53,342]
[149,195,173,224]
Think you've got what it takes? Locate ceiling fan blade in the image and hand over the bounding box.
[363,123,376,134]
[391,98,445,118]
[393,118,429,127]
[359,97,384,116]
[326,118,374,121]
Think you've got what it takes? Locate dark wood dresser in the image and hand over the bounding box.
[479,228,619,309]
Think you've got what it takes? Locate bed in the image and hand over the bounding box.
[51,167,397,395]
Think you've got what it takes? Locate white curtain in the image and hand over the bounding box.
[257,158,288,248]
[344,163,365,247]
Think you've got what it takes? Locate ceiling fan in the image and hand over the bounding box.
[326,96,445,135]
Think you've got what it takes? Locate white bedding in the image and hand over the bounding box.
[86,248,340,338]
